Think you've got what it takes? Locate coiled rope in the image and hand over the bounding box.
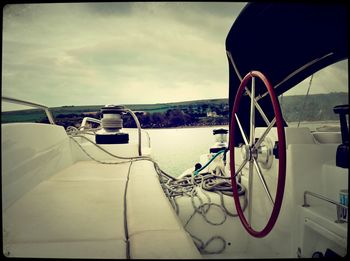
[159,169,247,254]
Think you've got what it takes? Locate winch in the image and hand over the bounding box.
[95,104,129,144]
[209,128,228,153]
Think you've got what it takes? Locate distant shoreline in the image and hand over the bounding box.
[142,124,229,130]
[3,92,346,129]
[138,120,340,130]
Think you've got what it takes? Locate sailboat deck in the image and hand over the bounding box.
[3,160,201,259]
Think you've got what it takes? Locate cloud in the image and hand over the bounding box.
[2,2,347,112]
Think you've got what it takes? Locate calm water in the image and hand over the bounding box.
[147,126,227,177]
[145,121,340,177]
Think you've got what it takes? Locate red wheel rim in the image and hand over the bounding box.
[229,71,286,238]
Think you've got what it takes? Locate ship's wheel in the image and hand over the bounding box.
[229,71,286,238]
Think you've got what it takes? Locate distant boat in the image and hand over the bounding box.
[2,2,348,258]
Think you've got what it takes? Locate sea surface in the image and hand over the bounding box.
[145,121,340,177]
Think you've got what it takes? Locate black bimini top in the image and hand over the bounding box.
[225,2,348,144]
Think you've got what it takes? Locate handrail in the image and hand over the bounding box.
[142,129,151,148]
[125,108,142,156]
[2,96,56,125]
[302,190,348,223]
[80,117,101,130]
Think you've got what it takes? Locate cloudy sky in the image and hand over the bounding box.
[2,2,348,111]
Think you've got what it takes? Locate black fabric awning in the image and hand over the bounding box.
[225,2,348,145]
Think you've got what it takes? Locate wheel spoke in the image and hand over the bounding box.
[249,77,255,146]
[252,117,276,151]
[253,158,274,205]
[235,113,249,146]
[248,160,254,224]
[245,87,270,126]
[234,158,248,177]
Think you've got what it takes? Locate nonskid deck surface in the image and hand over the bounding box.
[3,160,201,259]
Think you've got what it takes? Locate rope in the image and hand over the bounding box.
[124,161,133,259]
[160,170,247,255]
[193,149,226,176]
[66,126,246,256]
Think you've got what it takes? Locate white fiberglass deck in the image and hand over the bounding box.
[4,160,129,258]
[3,160,201,259]
[2,122,348,258]
[2,123,201,259]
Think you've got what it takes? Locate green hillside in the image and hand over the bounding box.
[1,93,348,128]
[1,98,229,123]
[280,92,348,122]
